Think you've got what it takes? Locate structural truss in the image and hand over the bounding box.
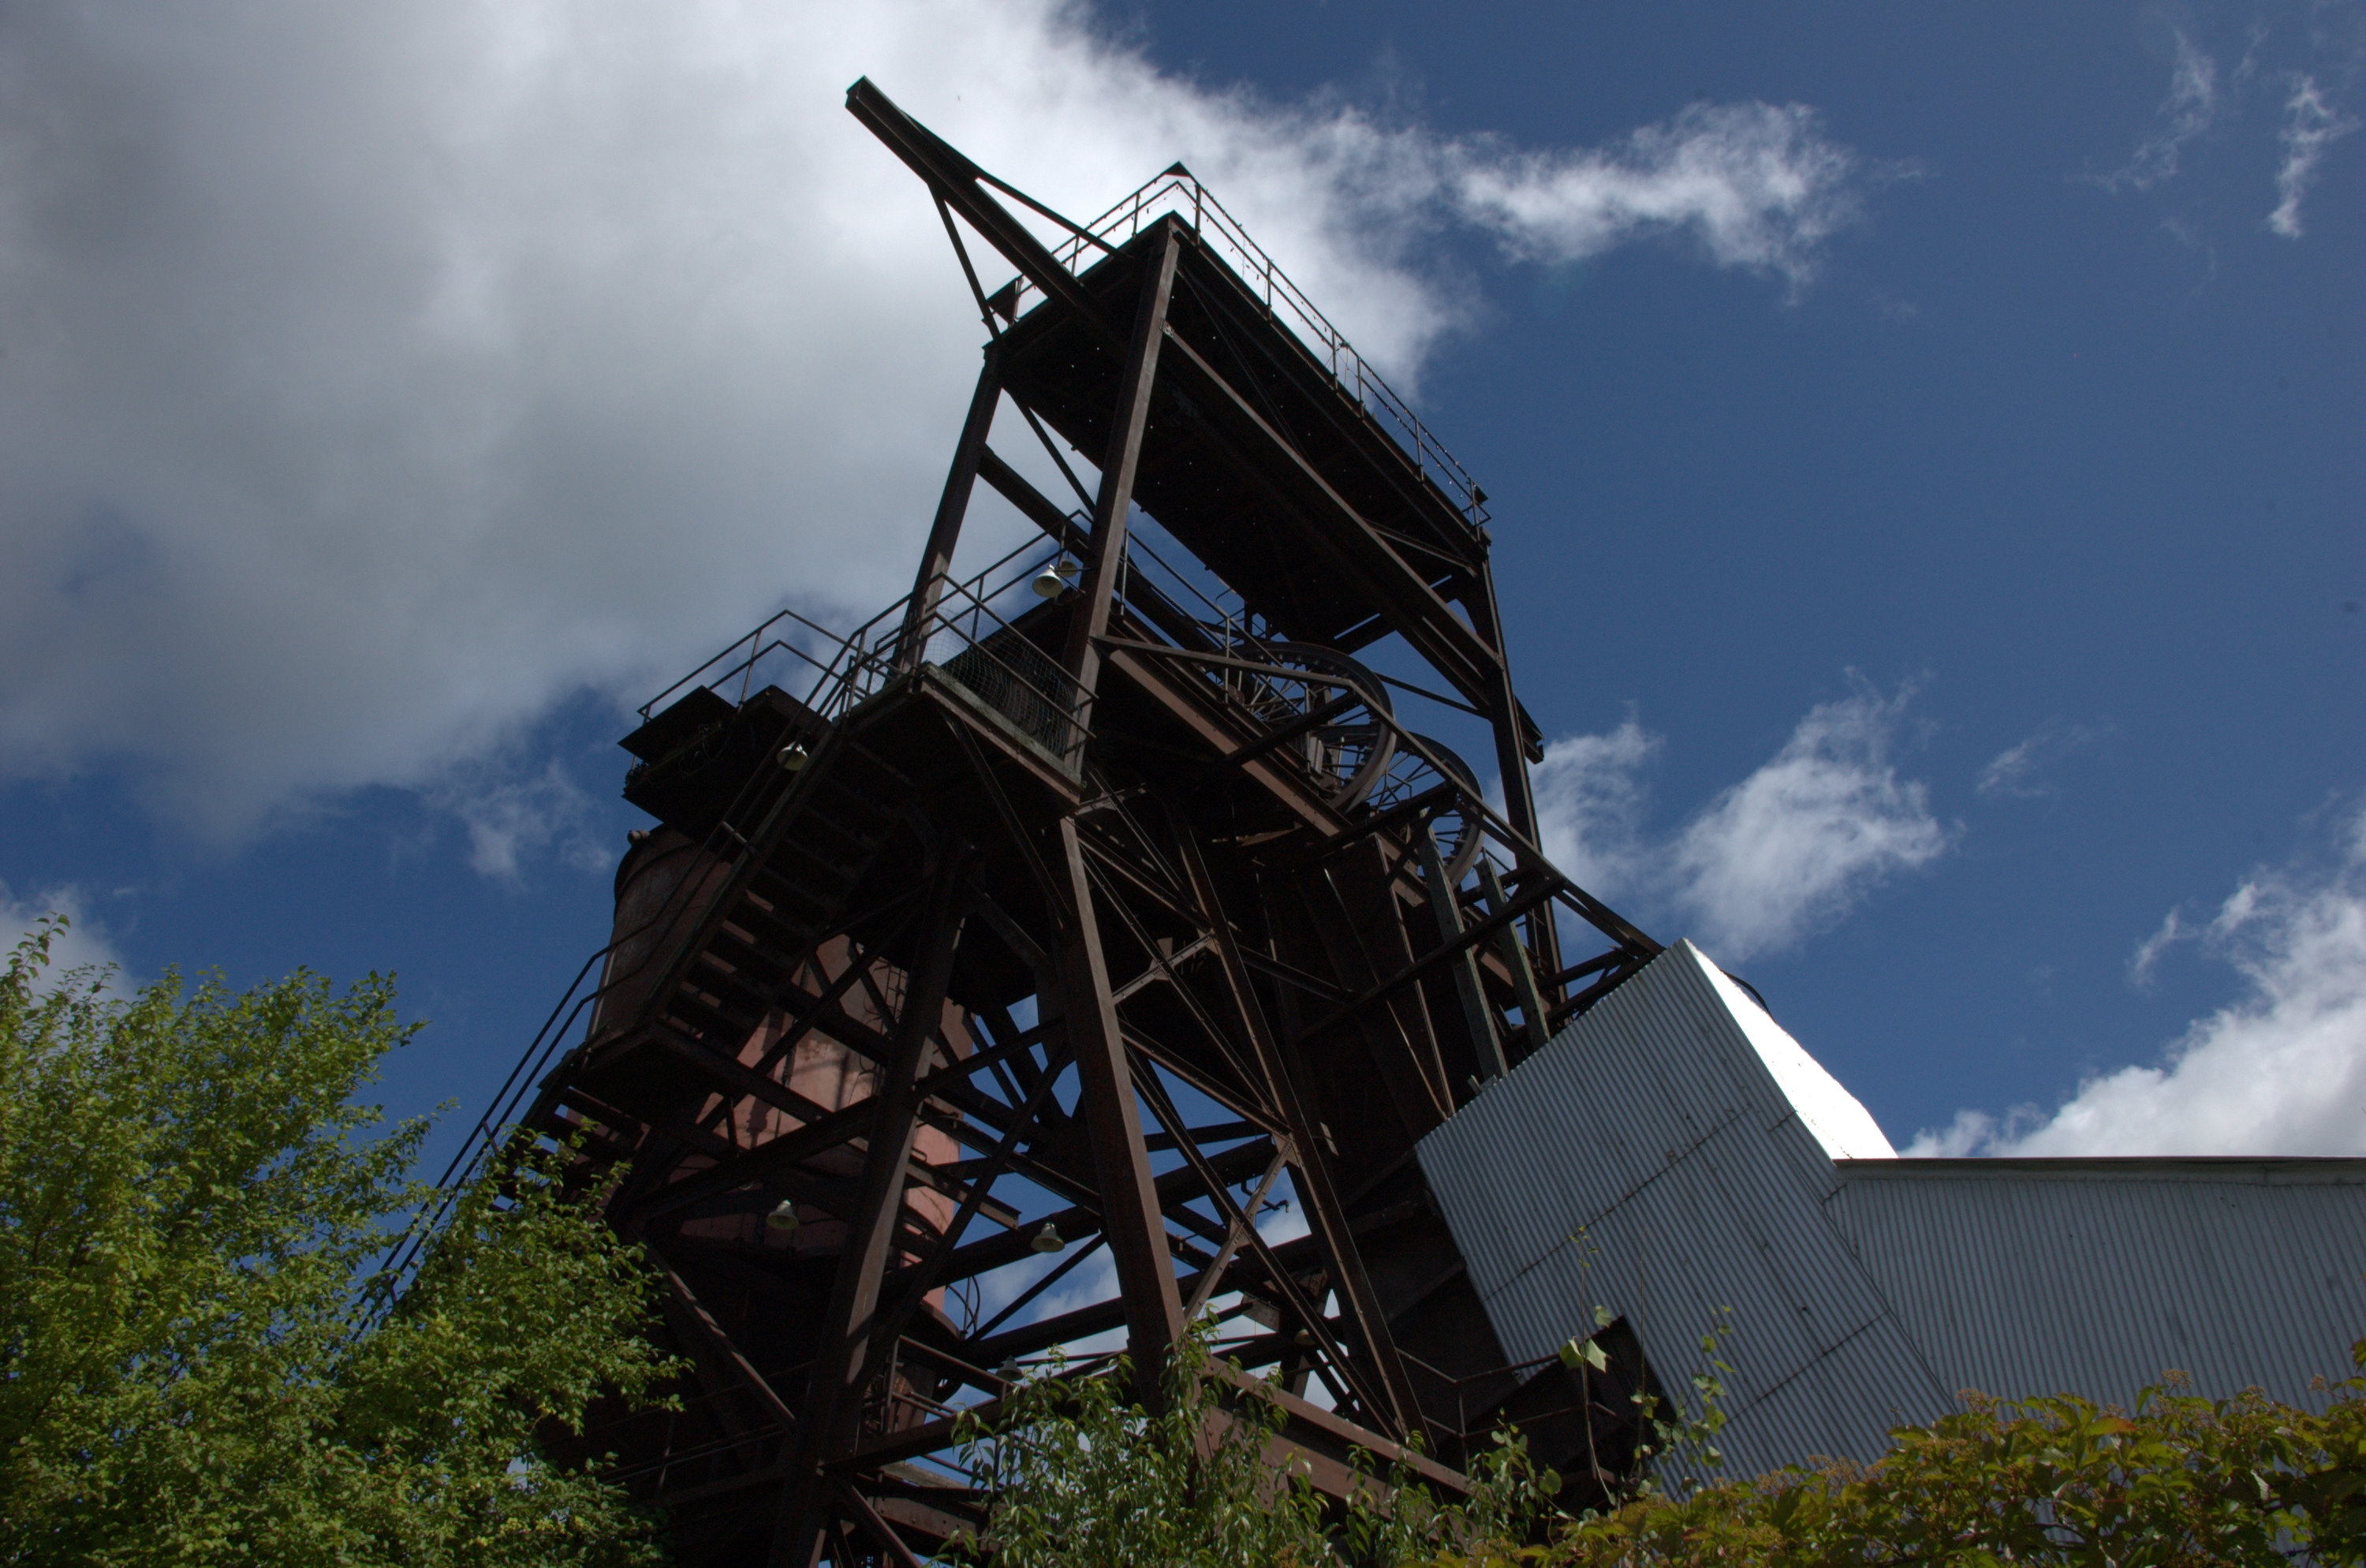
[410,80,1671,1566]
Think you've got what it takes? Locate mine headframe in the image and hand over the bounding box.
[522,80,1665,1566]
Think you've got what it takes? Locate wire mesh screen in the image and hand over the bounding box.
[936,625,1087,767]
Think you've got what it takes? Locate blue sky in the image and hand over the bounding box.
[2,0,2360,1172]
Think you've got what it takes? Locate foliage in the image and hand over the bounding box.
[957,1250,2366,1568]
[1557,1308,1733,1502]
[0,918,680,1567]
[954,1325,1561,1567]
[1440,1350,2366,1567]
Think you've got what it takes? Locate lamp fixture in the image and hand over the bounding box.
[1032,557,1077,599]
[1028,1219,1065,1254]
[764,1199,801,1234]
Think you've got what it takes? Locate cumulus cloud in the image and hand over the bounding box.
[2096,29,2222,191]
[1532,678,1953,962]
[1908,804,2366,1156]
[1670,682,1954,961]
[0,2,1885,856]
[2268,75,2360,237]
[2,883,132,991]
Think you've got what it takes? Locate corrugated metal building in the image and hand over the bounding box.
[1416,940,2366,1477]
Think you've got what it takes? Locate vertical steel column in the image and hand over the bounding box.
[894,350,1002,673]
[1043,222,1192,1390]
[771,846,972,1568]
[1416,827,1509,1085]
[1059,222,1182,690]
[1467,556,1564,980]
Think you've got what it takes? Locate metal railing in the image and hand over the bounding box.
[640,536,1093,774]
[639,514,1349,793]
[1006,166,1490,532]
[1113,525,1360,753]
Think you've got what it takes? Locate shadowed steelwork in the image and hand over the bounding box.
[412,79,1670,1565]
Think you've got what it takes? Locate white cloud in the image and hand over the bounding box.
[1670,682,1954,961]
[1908,804,2366,1157]
[2,882,132,992]
[1532,716,1661,898]
[2128,907,2185,988]
[1975,738,2045,800]
[0,2,1885,852]
[2097,30,2221,191]
[2268,75,2359,237]
[423,756,613,881]
[1976,718,2110,799]
[1532,679,1953,963]
[1444,101,1877,295]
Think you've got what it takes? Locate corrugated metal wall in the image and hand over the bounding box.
[1831,1159,2366,1410]
[1416,940,2366,1479]
[1418,942,1950,1476]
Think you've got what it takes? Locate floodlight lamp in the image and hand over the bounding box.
[765,1199,801,1234]
[1032,558,1077,599]
[778,743,809,773]
[1029,1220,1065,1254]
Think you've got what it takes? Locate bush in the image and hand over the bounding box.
[1446,1355,2366,1567]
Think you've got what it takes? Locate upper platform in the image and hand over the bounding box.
[849,78,1523,724]
[998,221,1487,652]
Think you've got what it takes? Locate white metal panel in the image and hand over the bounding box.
[1696,958,1894,1161]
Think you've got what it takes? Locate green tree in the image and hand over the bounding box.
[0,918,679,1566]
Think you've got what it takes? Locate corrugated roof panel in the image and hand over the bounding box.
[1478,1120,1858,1385]
[1422,942,1838,1294]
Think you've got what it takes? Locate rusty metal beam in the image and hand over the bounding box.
[1152,329,1502,707]
[1060,222,1181,692]
[1170,823,1425,1441]
[1133,1060,1392,1424]
[1054,815,1186,1374]
[1098,642,1344,834]
[1296,874,1561,1052]
[895,351,1001,673]
[772,847,972,1566]
[845,78,1118,343]
[1479,861,1554,1062]
[1416,826,1508,1085]
[660,1263,802,1434]
[868,1053,1066,1361]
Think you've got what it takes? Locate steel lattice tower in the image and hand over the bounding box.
[511,80,1670,1566]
